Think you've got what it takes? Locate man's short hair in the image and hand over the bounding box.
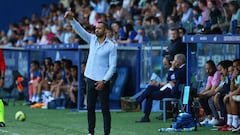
[98,21,109,29]
[174,54,186,64]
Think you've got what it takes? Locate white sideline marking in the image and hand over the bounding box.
[0,129,8,133]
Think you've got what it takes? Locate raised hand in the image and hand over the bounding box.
[64,9,74,21]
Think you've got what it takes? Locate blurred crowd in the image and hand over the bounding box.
[0,0,239,47]
[25,57,87,109]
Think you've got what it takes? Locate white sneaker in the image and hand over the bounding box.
[232,95,240,102]
[200,118,210,125]
[232,126,240,133]
[209,118,219,125]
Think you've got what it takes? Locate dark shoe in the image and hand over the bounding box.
[135,117,150,123]
[1,99,8,106]
[214,119,226,127]
[0,122,5,127]
[155,113,173,120]
[131,101,139,108]
[30,101,37,105]
[23,101,36,106]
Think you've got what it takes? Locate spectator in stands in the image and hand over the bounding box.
[15,33,26,47]
[166,15,179,31]
[129,0,143,17]
[56,9,65,25]
[111,21,125,41]
[192,6,203,30]
[63,24,73,44]
[7,23,17,38]
[210,2,230,33]
[116,23,137,44]
[133,28,149,44]
[38,28,50,45]
[49,20,58,34]
[135,54,186,122]
[178,27,186,38]
[55,26,65,43]
[7,30,18,47]
[0,30,7,45]
[50,37,62,44]
[106,27,116,43]
[65,9,117,135]
[157,0,176,23]
[198,60,221,125]
[198,0,210,26]
[229,1,240,22]
[228,1,240,33]
[207,0,222,26]
[41,4,50,18]
[147,17,165,41]
[163,28,186,60]
[180,1,193,24]
[40,28,56,45]
[90,0,109,14]
[59,0,70,9]
[174,0,184,16]
[108,1,132,24]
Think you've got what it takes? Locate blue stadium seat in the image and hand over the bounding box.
[160,84,185,122]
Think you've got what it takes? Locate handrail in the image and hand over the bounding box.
[183,34,240,44]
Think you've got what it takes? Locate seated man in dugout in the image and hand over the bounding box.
[65,62,87,109]
[28,60,42,104]
[50,60,68,99]
[31,57,53,104]
[135,54,186,122]
[198,60,221,125]
[128,55,175,119]
[219,59,240,132]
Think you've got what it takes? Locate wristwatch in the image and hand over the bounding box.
[0,77,4,80]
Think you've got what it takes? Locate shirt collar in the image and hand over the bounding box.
[95,36,110,45]
[179,64,185,68]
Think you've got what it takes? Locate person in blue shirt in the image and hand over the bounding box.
[28,60,42,104]
[116,23,137,44]
[65,10,117,135]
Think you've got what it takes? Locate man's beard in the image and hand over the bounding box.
[96,33,105,38]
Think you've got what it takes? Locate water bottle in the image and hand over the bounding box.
[158,128,176,132]
[183,127,195,131]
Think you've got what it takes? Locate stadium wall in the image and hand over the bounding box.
[0,0,59,31]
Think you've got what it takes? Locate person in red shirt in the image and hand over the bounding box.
[0,49,6,127]
[0,49,6,87]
